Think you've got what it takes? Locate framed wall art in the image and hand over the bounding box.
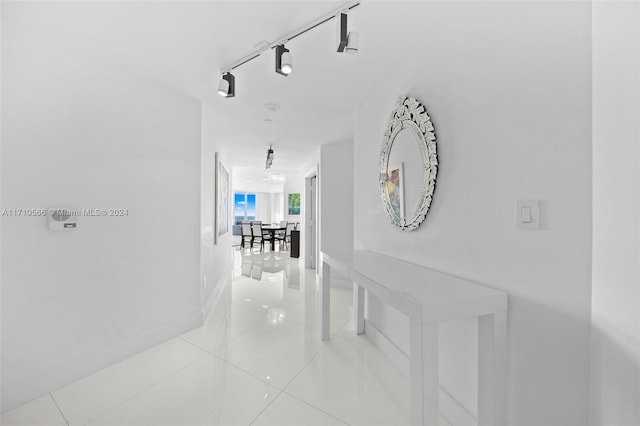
[288,193,301,215]
[215,152,230,243]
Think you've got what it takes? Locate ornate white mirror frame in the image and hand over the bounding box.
[379,96,438,231]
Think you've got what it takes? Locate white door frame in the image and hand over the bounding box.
[304,168,319,270]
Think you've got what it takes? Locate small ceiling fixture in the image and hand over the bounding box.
[270,173,285,183]
[337,12,358,54]
[217,72,235,97]
[275,44,292,76]
[266,145,274,169]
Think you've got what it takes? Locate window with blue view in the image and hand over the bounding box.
[234,193,256,224]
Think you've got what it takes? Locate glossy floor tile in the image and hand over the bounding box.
[88,355,280,426]
[181,301,273,353]
[2,249,438,426]
[285,336,411,426]
[215,320,325,389]
[0,394,67,426]
[251,392,348,426]
[51,337,207,425]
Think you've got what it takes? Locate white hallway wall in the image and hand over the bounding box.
[200,104,234,315]
[320,142,354,288]
[353,2,592,425]
[1,5,202,411]
[590,2,640,425]
[320,142,354,258]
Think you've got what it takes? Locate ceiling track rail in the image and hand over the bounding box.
[219,1,360,74]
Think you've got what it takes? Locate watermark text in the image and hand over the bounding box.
[2,208,129,217]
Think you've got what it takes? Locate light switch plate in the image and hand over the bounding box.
[517,199,540,230]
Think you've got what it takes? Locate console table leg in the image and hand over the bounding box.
[353,282,365,334]
[320,261,331,341]
[478,312,507,426]
[410,320,439,426]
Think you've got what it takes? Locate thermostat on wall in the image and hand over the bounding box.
[48,208,78,231]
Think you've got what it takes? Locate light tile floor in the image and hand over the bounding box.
[2,248,451,426]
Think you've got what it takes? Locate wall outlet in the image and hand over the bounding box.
[203,276,207,289]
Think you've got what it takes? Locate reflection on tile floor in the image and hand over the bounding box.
[2,248,451,425]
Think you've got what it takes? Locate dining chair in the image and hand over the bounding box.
[250,223,263,251]
[251,222,273,251]
[274,224,287,250]
[241,222,253,248]
[284,222,295,249]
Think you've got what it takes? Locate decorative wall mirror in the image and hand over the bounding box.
[379,96,437,231]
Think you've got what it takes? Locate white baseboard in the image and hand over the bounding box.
[365,322,477,426]
[439,386,477,426]
[364,320,410,378]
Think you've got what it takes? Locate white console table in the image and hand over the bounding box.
[320,250,508,426]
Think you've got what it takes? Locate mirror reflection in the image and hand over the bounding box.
[236,249,300,289]
[386,127,424,222]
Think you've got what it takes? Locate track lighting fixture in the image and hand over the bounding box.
[217,72,235,97]
[337,12,358,54]
[275,45,292,76]
[266,146,274,169]
[346,31,359,54]
[217,1,359,98]
[336,13,348,52]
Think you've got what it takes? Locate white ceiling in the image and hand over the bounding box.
[6,1,435,175]
[232,167,286,194]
